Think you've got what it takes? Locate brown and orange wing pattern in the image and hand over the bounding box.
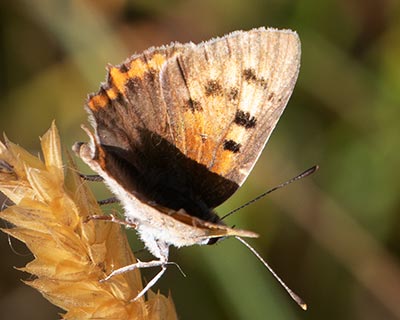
[85,27,300,211]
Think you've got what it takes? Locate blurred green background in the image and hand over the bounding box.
[1,0,400,319]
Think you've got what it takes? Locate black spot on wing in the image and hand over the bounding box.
[223,140,241,153]
[205,79,223,97]
[243,68,268,89]
[119,63,129,73]
[228,87,239,101]
[234,110,257,129]
[243,68,257,81]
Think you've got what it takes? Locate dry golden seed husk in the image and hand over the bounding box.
[0,122,177,320]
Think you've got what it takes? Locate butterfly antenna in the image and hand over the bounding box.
[235,236,307,310]
[221,165,318,220]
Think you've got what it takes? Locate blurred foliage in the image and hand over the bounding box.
[1,0,400,319]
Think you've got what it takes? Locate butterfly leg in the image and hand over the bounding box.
[85,214,137,229]
[97,197,119,205]
[101,238,170,301]
[101,258,168,301]
[132,264,167,301]
[79,173,104,182]
[78,173,119,205]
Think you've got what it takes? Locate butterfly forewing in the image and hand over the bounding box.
[160,28,301,206]
[85,27,300,211]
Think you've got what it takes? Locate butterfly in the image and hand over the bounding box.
[73,26,302,305]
